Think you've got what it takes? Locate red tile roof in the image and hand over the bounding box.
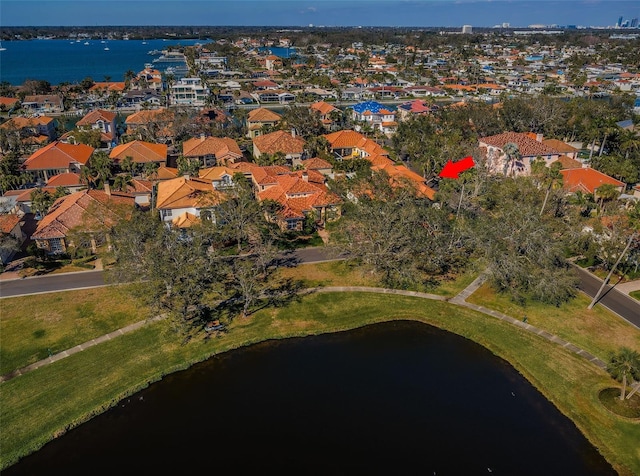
[479,132,560,157]
[0,214,22,234]
[46,172,82,187]
[560,168,625,194]
[182,136,243,162]
[109,140,167,164]
[76,109,117,126]
[253,130,305,155]
[23,141,94,170]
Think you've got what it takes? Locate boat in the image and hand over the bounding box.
[104,46,110,51]
[0,43,6,52]
[84,41,90,45]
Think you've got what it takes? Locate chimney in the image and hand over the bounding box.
[291,128,296,138]
[536,133,543,143]
[302,171,308,182]
[200,133,206,142]
[183,174,190,181]
[104,182,111,196]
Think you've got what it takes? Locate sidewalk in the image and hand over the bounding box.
[614,279,640,295]
[0,258,103,282]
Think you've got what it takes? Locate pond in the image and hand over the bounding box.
[6,321,616,475]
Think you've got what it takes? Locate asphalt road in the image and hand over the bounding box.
[573,266,640,329]
[2,251,639,330]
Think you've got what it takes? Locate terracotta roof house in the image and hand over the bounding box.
[371,163,436,200]
[75,109,118,148]
[31,189,134,255]
[324,130,389,161]
[21,94,64,114]
[125,179,154,208]
[23,141,94,183]
[310,101,341,130]
[0,97,20,110]
[131,66,163,91]
[256,172,341,231]
[396,100,434,121]
[301,157,333,176]
[0,116,57,149]
[155,166,180,181]
[478,132,561,176]
[88,82,126,93]
[253,130,306,167]
[559,168,625,195]
[198,166,238,190]
[552,155,583,170]
[0,214,25,264]
[182,136,243,167]
[109,140,168,166]
[46,172,85,193]
[246,107,282,139]
[155,176,226,227]
[542,139,580,159]
[124,108,175,143]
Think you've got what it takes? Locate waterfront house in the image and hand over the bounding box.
[310,101,342,130]
[31,188,134,255]
[131,66,163,91]
[169,78,210,107]
[246,107,282,139]
[23,141,94,183]
[75,109,118,149]
[155,175,226,227]
[109,140,168,167]
[21,95,64,114]
[348,101,397,135]
[253,130,306,167]
[182,136,243,167]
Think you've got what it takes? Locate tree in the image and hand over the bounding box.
[83,151,115,189]
[30,188,56,217]
[176,155,201,177]
[280,104,325,139]
[502,142,521,177]
[595,183,620,214]
[607,347,640,400]
[531,159,563,216]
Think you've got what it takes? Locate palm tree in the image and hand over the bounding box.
[502,142,520,177]
[595,183,620,214]
[607,347,640,400]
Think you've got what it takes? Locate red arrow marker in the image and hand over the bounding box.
[439,156,475,179]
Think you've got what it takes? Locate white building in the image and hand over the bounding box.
[169,77,211,107]
[462,25,473,34]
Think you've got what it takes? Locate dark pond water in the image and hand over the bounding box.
[6,321,616,475]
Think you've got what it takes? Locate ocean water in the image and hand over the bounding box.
[0,38,204,86]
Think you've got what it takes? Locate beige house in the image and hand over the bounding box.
[253,130,305,167]
[182,136,243,167]
[246,107,282,139]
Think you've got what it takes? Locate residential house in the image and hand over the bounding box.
[198,166,237,190]
[396,100,434,121]
[21,95,64,114]
[124,179,154,209]
[124,108,175,143]
[559,168,625,195]
[121,89,163,109]
[169,77,210,107]
[265,55,282,71]
[46,172,85,194]
[131,65,164,91]
[253,130,306,167]
[246,107,282,139]
[478,132,562,176]
[371,162,436,200]
[155,175,226,227]
[0,188,35,215]
[542,139,580,159]
[348,101,397,135]
[324,130,389,162]
[310,101,342,130]
[300,157,333,176]
[23,141,94,183]
[252,89,295,104]
[75,109,118,149]
[182,136,243,167]
[256,171,341,231]
[0,116,57,151]
[109,140,168,167]
[0,97,20,111]
[31,188,134,255]
[0,214,25,264]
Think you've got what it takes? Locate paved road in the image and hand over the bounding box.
[0,248,340,299]
[3,251,639,331]
[573,266,640,329]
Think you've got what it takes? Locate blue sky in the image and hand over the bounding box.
[2,1,639,28]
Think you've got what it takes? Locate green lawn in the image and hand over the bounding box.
[631,290,640,302]
[0,285,149,375]
[1,290,639,475]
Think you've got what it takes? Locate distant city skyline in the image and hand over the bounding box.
[2,1,640,28]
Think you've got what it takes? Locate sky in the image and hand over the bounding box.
[1,0,639,28]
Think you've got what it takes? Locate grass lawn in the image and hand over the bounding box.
[467,283,640,362]
[631,290,640,302]
[0,285,149,375]
[276,260,478,297]
[1,288,639,474]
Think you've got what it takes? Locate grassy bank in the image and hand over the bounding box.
[1,290,639,474]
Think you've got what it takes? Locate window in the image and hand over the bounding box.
[287,220,298,230]
[161,209,173,219]
[49,238,65,254]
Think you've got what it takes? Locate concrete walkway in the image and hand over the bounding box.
[1,278,611,383]
[614,279,640,295]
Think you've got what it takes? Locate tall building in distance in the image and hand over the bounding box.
[631,18,639,28]
[462,25,473,34]
[617,16,623,27]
